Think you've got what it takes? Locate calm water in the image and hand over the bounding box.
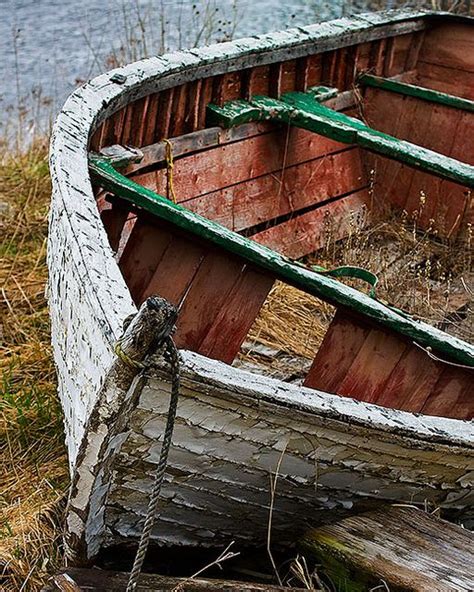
[1,0,401,134]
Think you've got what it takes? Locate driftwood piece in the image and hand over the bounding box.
[44,568,307,592]
[301,506,474,592]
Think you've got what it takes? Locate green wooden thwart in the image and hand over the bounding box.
[359,73,474,113]
[207,92,474,188]
[89,154,474,367]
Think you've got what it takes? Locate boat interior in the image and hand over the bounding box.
[90,17,473,421]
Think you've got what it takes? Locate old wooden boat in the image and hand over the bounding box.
[48,10,474,564]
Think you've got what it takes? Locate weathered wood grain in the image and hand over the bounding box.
[302,506,474,592]
[45,568,305,592]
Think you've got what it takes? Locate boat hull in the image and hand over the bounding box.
[48,9,474,562]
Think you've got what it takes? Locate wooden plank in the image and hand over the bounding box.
[336,327,408,403]
[301,506,474,592]
[118,217,172,303]
[418,23,474,74]
[198,266,274,363]
[421,366,473,420]
[407,106,464,234]
[374,345,442,412]
[133,127,348,204]
[139,234,206,306]
[126,123,272,175]
[184,147,367,232]
[45,568,305,591]
[304,310,370,392]
[415,62,474,101]
[251,188,370,259]
[173,251,245,351]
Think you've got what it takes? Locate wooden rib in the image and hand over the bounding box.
[211,74,225,106]
[387,96,437,213]
[101,107,126,147]
[370,38,387,76]
[344,45,359,89]
[118,217,172,303]
[141,93,161,146]
[197,77,215,128]
[251,188,370,260]
[382,37,396,77]
[185,79,202,133]
[169,84,188,137]
[184,147,366,232]
[89,124,103,152]
[140,234,206,305]
[173,251,245,351]
[374,346,442,412]
[295,56,310,92]
[100,201,130,253]
[247,65,270,97]
[198,266,274,363]
[269,63,283,98]
[421,366,473,420]
[321,50,338,86]
[355,41,372,73]
[304,310,370,392]
[280,60,297,94]
[336,327,408,403]
[386,33,412,76]
[134,127,348,204]
[335,48,348,91]
[404,30,424,71]
[306,54,322,88]
[154,87,175,140]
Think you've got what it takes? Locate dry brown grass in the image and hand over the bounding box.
[245,210,473,372]
[0,142,67,592]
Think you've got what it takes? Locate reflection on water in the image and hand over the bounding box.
[0,0,427,133]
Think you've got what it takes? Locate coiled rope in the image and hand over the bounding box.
[126,336,180,592]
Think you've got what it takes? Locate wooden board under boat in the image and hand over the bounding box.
[48,10,474,564]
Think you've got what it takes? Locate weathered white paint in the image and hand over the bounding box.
[47,9,473,563]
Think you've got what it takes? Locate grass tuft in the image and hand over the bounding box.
[0,142,67,592]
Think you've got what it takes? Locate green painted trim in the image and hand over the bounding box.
[90,155,474,367]
[359,74,474,113]
[207,92,474,188]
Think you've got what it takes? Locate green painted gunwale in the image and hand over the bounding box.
[207,93,474,188]
[90,155,474,367]
[359,74,474,113]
